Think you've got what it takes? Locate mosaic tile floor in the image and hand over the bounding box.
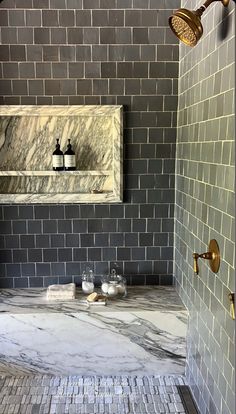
[0,375,187,414]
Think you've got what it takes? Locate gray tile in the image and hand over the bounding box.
[77,79,92,95]
[36,63,51,78]
[59,10,75,26]
[108,10,124,26]
[9,10,25,26]
[0,278,13,288]
[76,9,91,26]
[133,28,149,44]
[51,28,67,44]
[1,28,17,44]
[34,28,50,44]
[51,0,66,7]
[92,9,108,26]
[75,45,91,61]
[68,28,83,44]
[0,10,8,26]
[2,63,19,78]
[10,45,26,61]
[51,262,65,276]
[125,10,142,26]
[18,28,34,45]
[45,80,60,95]
[59,46,75,61]
[68,62,84,78]
[116,27,132,44]
[26,10,41,26]
[92,45,108,61]
[100,28,116,44]
[42,10,59,27]
[26,45,43,61]
[36,263,51,277]
[101,62,116,78]
[43,46,59,61]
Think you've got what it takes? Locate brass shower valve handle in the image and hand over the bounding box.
[192,240,220,275]
[193,252,213,275]
[228,293,235,320]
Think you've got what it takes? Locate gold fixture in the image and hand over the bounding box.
[169,0,230,47]
[228,293,235,320]
[193,239,220,275]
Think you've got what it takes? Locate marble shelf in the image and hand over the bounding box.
[0,192,114,204]
[0,105,123,203]
[0,170,112,176]
[0,286,188,377]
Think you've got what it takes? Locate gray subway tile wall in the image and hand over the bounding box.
[0,1,180,288]
[175,1,235,414]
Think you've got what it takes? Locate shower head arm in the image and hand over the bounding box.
[195,0,230,16]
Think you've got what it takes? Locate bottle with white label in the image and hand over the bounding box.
[64,139,76,171]
[52,139,64,171]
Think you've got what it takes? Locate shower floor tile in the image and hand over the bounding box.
[0,374,188,414]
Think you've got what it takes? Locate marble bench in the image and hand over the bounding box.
[0,286,188,377]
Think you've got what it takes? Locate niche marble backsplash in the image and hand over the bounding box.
[0,105,123,203]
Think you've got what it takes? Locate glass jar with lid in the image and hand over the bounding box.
[101,269,127,298]
[82,269,95,294]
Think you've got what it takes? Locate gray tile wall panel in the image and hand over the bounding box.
[0,1,180,287]
[175,2,235,413]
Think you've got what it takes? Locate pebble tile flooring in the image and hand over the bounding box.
[0,375,187,414]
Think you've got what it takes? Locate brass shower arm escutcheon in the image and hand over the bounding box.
[202,0,229,8]
[196,0,230,16]
[193,239,220,275]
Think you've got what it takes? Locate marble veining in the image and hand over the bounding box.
[0,286,186,314]
[0,105,123,203]
[0,287,187,377]
[0,116,113,171]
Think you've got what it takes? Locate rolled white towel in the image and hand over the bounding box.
[46,283,76,300]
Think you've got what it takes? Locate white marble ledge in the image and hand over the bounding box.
[0,286,187,314]
[0,170,112,176]
[0,286,188,377]
[0,192,117,204]
[0,105,122,117]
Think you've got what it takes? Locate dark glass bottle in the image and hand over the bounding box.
[64,139,76,171]
[52,139,64,171]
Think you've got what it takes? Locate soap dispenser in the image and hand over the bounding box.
[64,139,76,171]
[52,139,64,171]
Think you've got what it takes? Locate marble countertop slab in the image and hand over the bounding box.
[0,286,188,377]
[0,286,186,314]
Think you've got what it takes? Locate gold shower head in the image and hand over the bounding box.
[169,9,203,46]
[169,0,230,47]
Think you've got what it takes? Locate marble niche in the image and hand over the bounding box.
[0,105,123,203]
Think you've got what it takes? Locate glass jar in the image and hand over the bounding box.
[101,269,127,298]
[82,269,95,294]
